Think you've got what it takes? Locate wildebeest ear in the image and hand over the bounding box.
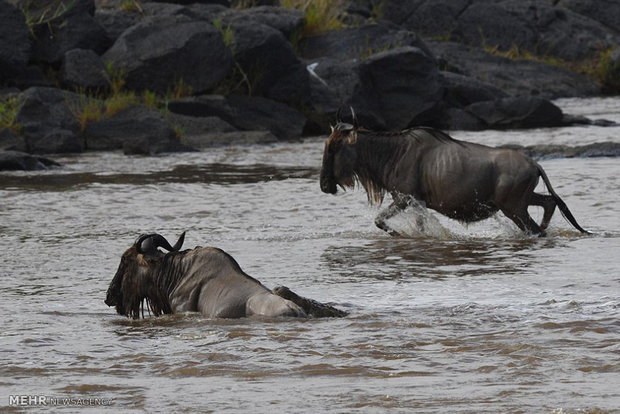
[330,125,335,133]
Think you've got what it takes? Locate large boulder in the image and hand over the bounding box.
[83,105,195,154]
[465,96,564,129]
[556,0,620,37]
[220,6,305,39]
[304,57,361,133]
[298,22,433,60]
[102,14,233,94]
[385,0,617,61]
[440,71,509,108]
[94,8,142,43]
[165,112,276,148]
[0,0,31,78]
[0,150,60,171]
[429,41,599,98]
[352,46,443,130]
[146,0,230,5]
[27,0,110,64]
[59,49,109,91]
[382,0,470,40]
[15,87,83,154]
[167,95,306,140]
[222,18,310,104]
[0,129,27,152]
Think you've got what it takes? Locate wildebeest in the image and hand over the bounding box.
[320,108,589,236]
[105,232,346,319]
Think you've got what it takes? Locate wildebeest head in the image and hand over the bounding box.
[320,107,359,195]
[105,231,186,318]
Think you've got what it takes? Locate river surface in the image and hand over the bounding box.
[1,97,619,413]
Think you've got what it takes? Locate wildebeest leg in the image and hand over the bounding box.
[272,286,347,317]
[374,194,411,236]
[530,192,556,232]
[503,208,543,235]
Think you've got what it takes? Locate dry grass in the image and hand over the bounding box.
[279,0,347,36]
[0,97,23,134]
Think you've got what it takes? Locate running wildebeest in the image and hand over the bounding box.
[320,108,589,236]
[105,232,346,319]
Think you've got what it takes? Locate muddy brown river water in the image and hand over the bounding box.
[1,97,619,413]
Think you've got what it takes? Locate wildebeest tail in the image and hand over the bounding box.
[537,165,590,234]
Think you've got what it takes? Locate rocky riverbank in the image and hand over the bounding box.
[1,0,619,169]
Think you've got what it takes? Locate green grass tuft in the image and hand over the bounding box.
[279,0,347,36]
[0,97,23,135]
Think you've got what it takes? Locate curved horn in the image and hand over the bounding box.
[135,234,152,254]
[350,106,358,129]
[171,231,186,252]
[136,233,176,255]
[336,107,343,123]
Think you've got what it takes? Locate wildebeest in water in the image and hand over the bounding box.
[320,108,589,236]
[105,232,346,319]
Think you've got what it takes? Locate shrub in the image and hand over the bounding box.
[279,0,347,36]
[0,97,23,134]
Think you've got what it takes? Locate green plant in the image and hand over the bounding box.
[213,17,236,53]
[0,97,23,134]
[369,0,384,20]
[142,90,159,110]
[592,48,620,94]
[120,0,143,13]
[213,62,263,96]
[280,0,347,36]
[105,63,128,96]
[358,35,397,60]
[19,0,78,37]
[70,94,104,131]
[166,78,193,101]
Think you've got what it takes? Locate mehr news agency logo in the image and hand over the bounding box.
[9,395,114,407]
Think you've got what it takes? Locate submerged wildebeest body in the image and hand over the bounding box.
[105,232,346,319]
[320,109,589,236]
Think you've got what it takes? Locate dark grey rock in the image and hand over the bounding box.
[221,6,305,39]
[298,22,433,60]
[0,129,27,152]
[458,0,612,61]
[167,95,306,140]
[83,105,195,154]
[430,41,599,98]
[0,0,30,77]
[303,57,362,133]
[141,2,190,17]
[440,71,509,107]
[384,0,618,61]
[352,46,443,130]
[94,8,141,43]
[59,49,109,91]
[466,96,564,129]
[145,0,230,6]
[29,0,110,64]
[382,0,471,37]
[0,150,61,171]
[15,87,83,154]
[166,113,236,136]
[102,14,233,94]
[224,19,309,104]
[557,0,620,37]
[502,142,620,160]
[438,107,486,131]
